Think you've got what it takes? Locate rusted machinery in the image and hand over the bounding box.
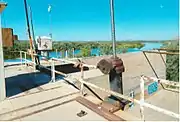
[97,56,130,112]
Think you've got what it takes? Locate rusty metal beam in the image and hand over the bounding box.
[76,96,125,121]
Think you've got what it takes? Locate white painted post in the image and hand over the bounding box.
[65,50,68,58]
[56,49,58,58]
[25,52,27,66]
[73,48,75,58]
[33,56,36,72]
[80,62,84,95]
[140,76,145,120]
[0,10,6,101]
[20,51,22,68]
[51,59,55,82]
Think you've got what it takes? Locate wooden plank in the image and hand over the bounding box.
[76,96,125,121]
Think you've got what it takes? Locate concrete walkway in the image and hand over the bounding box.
[1,52,179,121]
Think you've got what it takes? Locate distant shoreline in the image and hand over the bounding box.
[18,40,170,43]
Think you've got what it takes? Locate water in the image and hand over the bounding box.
[4,42,163,62]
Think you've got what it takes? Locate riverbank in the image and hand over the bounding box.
[3,41,163,60]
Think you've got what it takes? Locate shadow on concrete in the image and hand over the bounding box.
[37,63,90,77]
[5,72,53,97]
[5,63,89,98]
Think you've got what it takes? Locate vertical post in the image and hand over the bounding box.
[109,0,124,96]
[65,50,68,58]
[140,76,145,120]
[23,0,34,63]
[56,49,58,58]
[33,55,36,72]
[51,59,55,82]
[20,51,23,68]
[25,52,27,66]
[60,51,61,58]
[80,62,84,95]
[48,4,52,39]
[73,48,75,58]
[110,0,116,58]
[0,11,6,101]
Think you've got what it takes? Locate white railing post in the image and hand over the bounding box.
[73,48,75,58]
[24,52,27,66]
[140,76,145,121]
[56,49,58,58]
[33,56,36,72]
[51,59,55,82]
[20,51,22,68]
[80,62,84,95]
[65,50,68,58]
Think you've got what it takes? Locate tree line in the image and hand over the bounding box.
[3,41,145,59]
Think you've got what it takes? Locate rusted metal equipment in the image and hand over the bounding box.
[97,56,126,112]
[97,56,125,93]
[76,96,124,121]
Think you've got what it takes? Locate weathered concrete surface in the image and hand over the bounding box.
[1,52,178,121]
[78,52,166,95]
[127,89,179,121]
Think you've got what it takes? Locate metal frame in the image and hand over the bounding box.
[142,49,180,90]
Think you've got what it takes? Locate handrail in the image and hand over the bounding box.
[154,48,179,52]
[143,50,179,55]
[22,57,180,120]
[19,50,180,120]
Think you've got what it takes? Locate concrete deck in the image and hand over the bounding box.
[1,52,179,121]
[0,80,108,121]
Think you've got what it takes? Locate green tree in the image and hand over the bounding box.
[165,41,179,82]
[80,47,91,57]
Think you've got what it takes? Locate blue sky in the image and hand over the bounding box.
[1,0,179,41]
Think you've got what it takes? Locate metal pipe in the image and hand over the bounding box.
[140,77,145,120]
[154,48,179,52]
[109,0,116,58]
[143,52,165,89]
[157,50,166,66]
[51,60,55,82]
[29,6,36,50]
[143,50,179,55]
[23,0,34,62]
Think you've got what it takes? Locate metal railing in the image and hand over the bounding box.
[19,51,180,121]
